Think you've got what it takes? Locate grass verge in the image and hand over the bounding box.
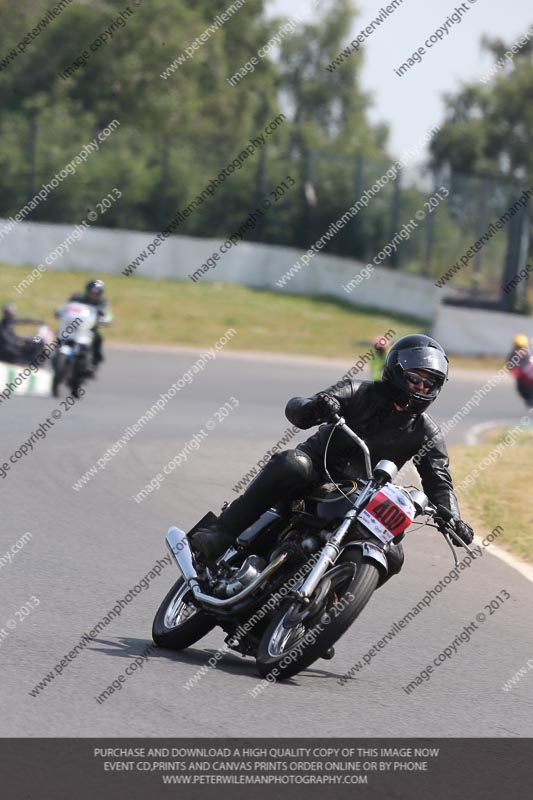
[449,425,533,563]
[0,263,509,369]
[1,263,425,359]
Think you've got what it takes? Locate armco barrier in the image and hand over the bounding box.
[6,218,527,353]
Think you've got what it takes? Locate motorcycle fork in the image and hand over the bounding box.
[292,480,377,603]
[292,510,357,602]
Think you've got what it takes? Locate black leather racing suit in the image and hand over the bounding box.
[220,380,460,578]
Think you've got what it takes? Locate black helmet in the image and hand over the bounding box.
[85,279,105,297]
[382,334,448,412]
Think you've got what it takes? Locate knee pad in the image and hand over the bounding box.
[271,449,316,483]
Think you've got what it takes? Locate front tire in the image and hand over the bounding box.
[70,356,87,398]
[256,548,379,680]
[152,577,216,649]
[52,353,68,398]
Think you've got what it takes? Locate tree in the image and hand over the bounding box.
[430,31,533,180]
[429,30,533,310]
[0,0,396,254]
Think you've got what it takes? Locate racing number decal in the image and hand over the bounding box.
[358,485,415,544]
[369,498,407,533]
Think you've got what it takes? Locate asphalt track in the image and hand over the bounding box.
[1,346,532,737]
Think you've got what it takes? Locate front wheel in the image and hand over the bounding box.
[71,356,89,398]
[52,353,69,398]
[152,577,216,649]
[255,548,380,680]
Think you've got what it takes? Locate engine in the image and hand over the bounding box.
[214,555,267,598]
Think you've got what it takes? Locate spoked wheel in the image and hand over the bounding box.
[152,577,216,649]
[255,548,380,680]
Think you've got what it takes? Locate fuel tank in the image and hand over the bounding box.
[302,481,360,523]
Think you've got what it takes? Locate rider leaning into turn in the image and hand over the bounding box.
[67,279,112,368]
[191,334,475,579]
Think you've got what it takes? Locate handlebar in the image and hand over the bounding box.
[328,413,476,562]
[426,502,477,561]
[332,414,373,480]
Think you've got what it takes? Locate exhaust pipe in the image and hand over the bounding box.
[166,527,201,589]
[165,525,288,608]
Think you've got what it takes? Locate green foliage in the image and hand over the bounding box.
[430,30,533,179]
[3,0,504,286]
[0,0,398,249]
[426,31,533,304]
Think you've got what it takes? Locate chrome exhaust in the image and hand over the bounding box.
[166,526,289,608]
[166,527,199,584]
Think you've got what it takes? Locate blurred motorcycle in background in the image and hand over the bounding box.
[508,334,533,408]
[52,300,109,398]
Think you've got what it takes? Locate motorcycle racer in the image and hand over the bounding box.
[0,303,46,365]
[63,279,113,369]
[370,335,390,381]
[508,333,533,406]
[191,335,475,575]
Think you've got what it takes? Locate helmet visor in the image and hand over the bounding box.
[396,347,448,379]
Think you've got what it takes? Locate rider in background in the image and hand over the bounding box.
[508,333,533,406]
[370,336,390,381]
[66,279,113,368]
[0,303,46,364]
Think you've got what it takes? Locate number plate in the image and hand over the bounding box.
[358,484,415,544]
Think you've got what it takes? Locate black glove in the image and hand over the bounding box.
[308,392,341,424]
[448,518,474,547]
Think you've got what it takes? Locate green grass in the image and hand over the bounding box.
[449,427,533,563]
[1,263,426,358]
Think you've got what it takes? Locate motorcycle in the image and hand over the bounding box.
[152,415,476,681]
[52,301,102,398]
[511,356,533,407]
[0,322,54,397]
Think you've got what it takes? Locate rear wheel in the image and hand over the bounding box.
[255,548,380,680]
[152,577,216,649]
